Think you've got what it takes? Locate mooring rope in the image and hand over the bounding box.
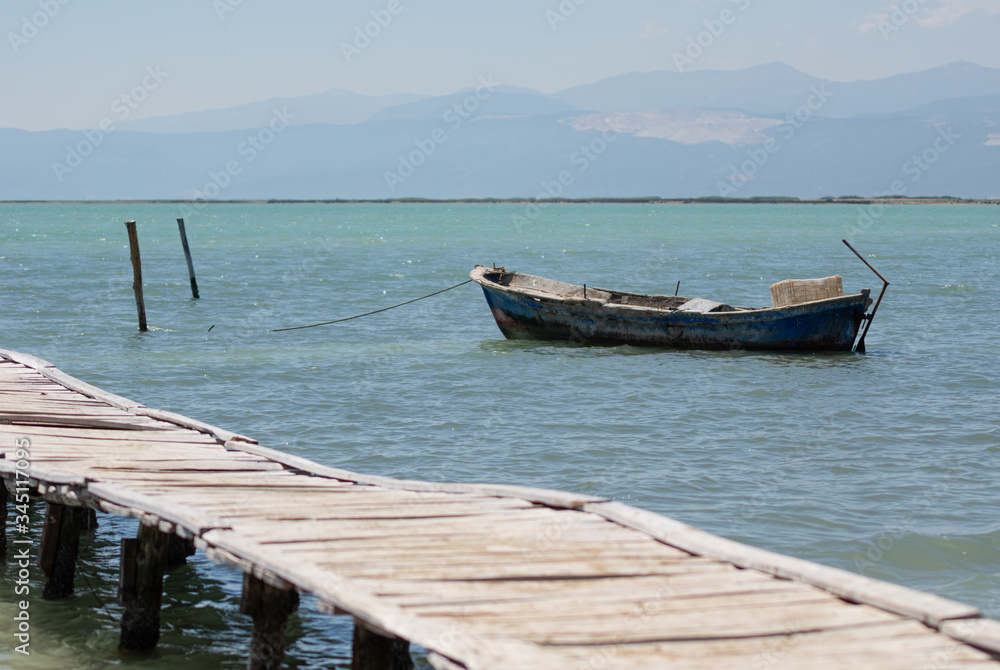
[268,279,474,332]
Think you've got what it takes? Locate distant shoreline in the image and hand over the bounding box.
[1,197,997,205]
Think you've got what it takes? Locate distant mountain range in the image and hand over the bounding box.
[118,89,429,133]
[3,62,999,200]
[553,61,1000,118]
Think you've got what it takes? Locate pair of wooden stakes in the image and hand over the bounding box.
[124,218,200,331]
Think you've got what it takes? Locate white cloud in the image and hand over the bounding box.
[641,19,670,38]
[858,16,885,33]
[917,0,1000,26]
[860,0,1000,32]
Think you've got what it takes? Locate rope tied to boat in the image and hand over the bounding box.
[268,279,474,332]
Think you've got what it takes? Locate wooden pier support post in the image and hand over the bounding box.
[118,523,170,652]
[351,619,413,670]
[74,507,98,532]
[176,218,200,299]
[0,479,8,556]
[166,534,196,568]
[124,220,148,332]
[240,573,299,670]
[40,503,81,599]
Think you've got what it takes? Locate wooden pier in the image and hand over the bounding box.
[1,347,998,669]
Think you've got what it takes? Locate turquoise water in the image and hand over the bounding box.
[1,203,998,668]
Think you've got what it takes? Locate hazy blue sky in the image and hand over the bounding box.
[3,0,999,130]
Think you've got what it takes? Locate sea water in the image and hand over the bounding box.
[0,203,997,668]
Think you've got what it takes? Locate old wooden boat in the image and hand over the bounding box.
[471,242,889,352]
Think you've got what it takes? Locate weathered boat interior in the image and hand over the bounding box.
[480,267,749,312]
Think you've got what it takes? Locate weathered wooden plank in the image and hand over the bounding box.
[379,572,808,609]
[242,532,652,566]
[0,379,78,387]
[79,461,286,473]
[308,557,731,582]
[0,460,90,487]
[942,619,1000,656]
[0,393,93,401]
[0,396,145,408]
[0,416,166,426]
[406,587,835,622]
[89,467,298,478]
[248,532,667,554]
[87,483,231,536]
[223,439,603,509]
[69,470,302,485]
[0,351,256,444]
[153,488,532,507]
[145,493,532,512]
[444,600,903,645]
[124,483,363,496]
[0,402,133,413]
[0,436,226,450]
[229,506,608,534]
[0,389,112,398]
[427,652,467,670]
[0,350,147,412]
[0,383,83,390]
[188,489,427,503]
[234,517,672,545]
[261,544,709,569]
[393,574,809,605]
[16,447,268,461]
[134,408,255,444]
[642,630,999,667]
[111,478,341,490]
[153,497,535,515]
[0,425,218,443]
[28,453,278,466]
[583,501,981,627]
[218,505,540,522]
[236,517,638,552]
[502,622,997,670]
[20,453,269,465]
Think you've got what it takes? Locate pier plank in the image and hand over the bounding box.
[583,501,983,626]
[1,424,221,443]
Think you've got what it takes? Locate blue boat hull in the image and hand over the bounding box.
[474,269,870,352]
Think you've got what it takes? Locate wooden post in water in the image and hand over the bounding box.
[0,478,8,556]
[241,573,299,670]
[176,218,200,299]
[351,619,413,670]
[40,503,81,599]
[74,507,98,532]
[124,220,148,331]
[118,523,170,651]
[166,534,196,568]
